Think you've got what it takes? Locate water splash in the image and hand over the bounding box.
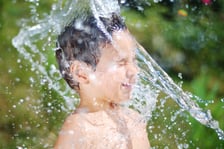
[135,44,224,140]
[12,0,224,147]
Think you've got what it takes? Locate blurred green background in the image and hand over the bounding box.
[0,0,224,148]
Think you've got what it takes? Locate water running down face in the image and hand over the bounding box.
[73,30,139,107]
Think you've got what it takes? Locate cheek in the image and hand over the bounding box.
[89,73,96,81]
[97,64,126,86]
[107,64,118,73]
[108,65,126,80]
[108,64,126,74]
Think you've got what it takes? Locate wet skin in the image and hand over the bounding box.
[73,30,139,112]
[54,30,150,149]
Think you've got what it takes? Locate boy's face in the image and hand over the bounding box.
[86,30,138,104]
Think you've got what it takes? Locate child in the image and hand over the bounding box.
[54,12,150,149]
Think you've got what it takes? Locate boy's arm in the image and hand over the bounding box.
[54,114,84,149]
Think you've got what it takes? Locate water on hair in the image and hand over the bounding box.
[12,0,224,148]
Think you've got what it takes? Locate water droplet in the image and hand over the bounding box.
[19,124,23,129]
[8,69,12,73]
[119,0,126,4]
[15,78,21,83]
[19,99,24,104]
[47,36,51,42]
[178,72,183,79]
[47,102,52,106]
[221,98,224,102]
[17,59,21,63]
[36,124,40,128]
[52,4,57,10]
[40,78,47,85]
[29,77,35,83]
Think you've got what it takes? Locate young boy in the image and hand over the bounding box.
[54,12,150,149]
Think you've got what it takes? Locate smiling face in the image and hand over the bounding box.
[84,30,138,105]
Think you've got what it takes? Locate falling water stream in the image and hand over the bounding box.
[12,0,224,148]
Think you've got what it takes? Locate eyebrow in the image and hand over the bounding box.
[116,56,136,64]
[117,57,126,61]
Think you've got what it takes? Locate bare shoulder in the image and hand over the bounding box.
[54,113,85,149]
[61,113,83,129]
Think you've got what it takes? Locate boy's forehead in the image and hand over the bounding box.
[112,30,136,47]
[111,30,136,54]
[99,30,137,60]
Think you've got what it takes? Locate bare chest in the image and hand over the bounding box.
[79,109,148,148]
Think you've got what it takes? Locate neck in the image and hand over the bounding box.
[77,96,119,113]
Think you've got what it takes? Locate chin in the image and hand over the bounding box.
[119,95,131,103]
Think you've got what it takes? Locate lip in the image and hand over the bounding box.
[121,82,133,91]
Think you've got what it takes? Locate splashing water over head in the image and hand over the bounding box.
[12,0,224,148]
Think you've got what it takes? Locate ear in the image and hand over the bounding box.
[70,61,92,84]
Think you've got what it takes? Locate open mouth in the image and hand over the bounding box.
[121,82,132,90]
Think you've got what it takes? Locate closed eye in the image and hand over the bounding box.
[118,59,127,66]
[116,55,137,66]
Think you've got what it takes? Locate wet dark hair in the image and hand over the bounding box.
[56,13,126,90]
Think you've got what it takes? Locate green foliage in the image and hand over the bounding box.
[0,0,224,148]
[186,72,224,148]
[0,1,66,148]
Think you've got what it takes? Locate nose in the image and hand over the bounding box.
[126,62,139,80]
